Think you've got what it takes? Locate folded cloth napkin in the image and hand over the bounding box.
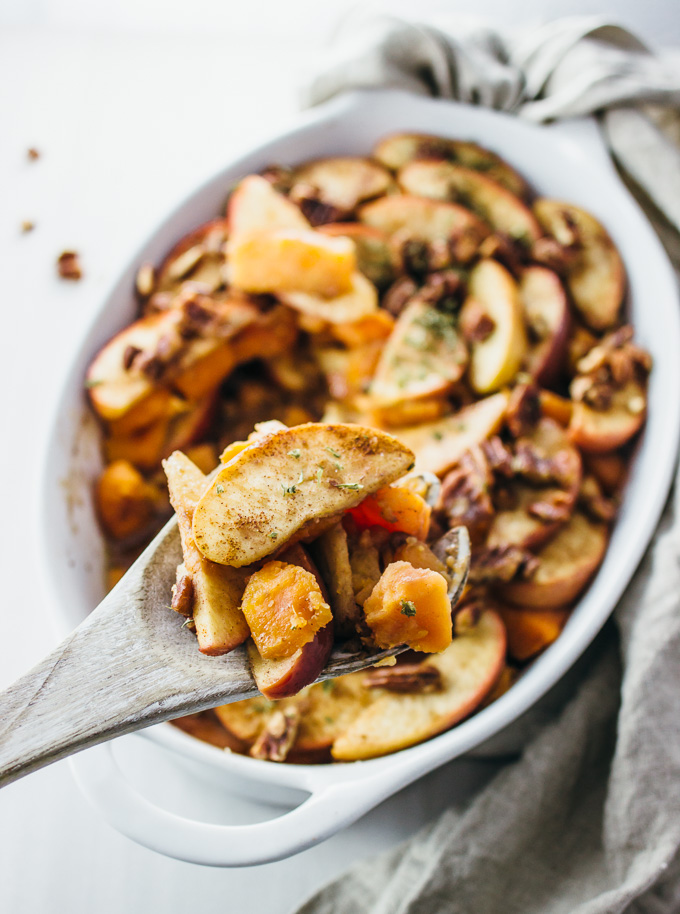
[296,14,680,914]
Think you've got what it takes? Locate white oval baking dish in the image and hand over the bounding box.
[40,89,680,867]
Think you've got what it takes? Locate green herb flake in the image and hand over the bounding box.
[180,617,195,629]
[288,449,301,459]
[324,716,335,725]
[215,484,224,495]
[332,481,364,491]
[316,466,324,483]
[282,472,305,496]
[400,599,417,617]
[432,430,444,441]
[325,446,342,459]
[84,378,104,388]
[333,462,344,472]
[407,462,415,472]
[322,679,336,693]
[269,531,279,540]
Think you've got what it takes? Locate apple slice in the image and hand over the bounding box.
[463,259,528,393]
[163,451,250,655]
[396,392,509,477]
[293,157,396,212]
[498,512,608,609]
[228,228,356,298]
[192,423,415,567]
[155,218,230,296]
[309,522,360,639]
[331,609,506,760]
[569,381,647,453]
[369,298,468,406]
[318,223,397,289]
[358,194,488,247]
[533,200,625,331]
[372,133,529,197]
[519,266,571,386]
[398,161,541,246]
[278,270,377,325]
[227,174,310,237]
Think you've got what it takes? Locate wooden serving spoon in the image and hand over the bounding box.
[0,520,469,788]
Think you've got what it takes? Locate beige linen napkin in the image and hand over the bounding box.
[296,14,680,914]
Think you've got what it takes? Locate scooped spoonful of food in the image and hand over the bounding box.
[0,422,469,788]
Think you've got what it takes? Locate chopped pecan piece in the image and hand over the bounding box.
[27,147,40,161]
[171,573,194,616]
[469,545,539,585]
[419,269,466,310]
[57,250,82,280]
[512,439,577,489]
[578,476,618,523]
[438,446,494,544]
[480,437,514,477]
[401,239,431,278]
[506,382,541,438]
[449,224,487,264]
[122,344,142,371]
[527,490,574,523]
[21,220,35,233]
[531,236,577,274]
[259,164,294,194]
[288,182,346,225]
[250,708,300,762]
[477,232,526,275]
[572,326,652,410]
[382,276,418,317]
[460,299,495,343]
[453,601,482,634]
[363,663,443,693]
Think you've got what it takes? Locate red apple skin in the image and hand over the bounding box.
[248,624,334,700]
[519,266,572,388]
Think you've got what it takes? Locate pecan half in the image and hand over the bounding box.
[250,708,300,762]
[288,182,346,225]
[382,276,418,317]
[531,236,578,274]
[57,250,82,280]
[578,476,618,523]
[363,663,443,693]
[571,325,652,409]
[469,545,539,585]
[506,382,541,438]
[460,299,495,343]
[438,446,495,544]
[527,490,573,522]
[171,573,194,616]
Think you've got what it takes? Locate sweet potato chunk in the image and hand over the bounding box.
[95,459,157,540]
[349,485,431,540]
[497,605,570,661]
[363,561,452,653]
[241,561,333,660]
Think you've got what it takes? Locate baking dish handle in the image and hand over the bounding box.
[71,741,382,867]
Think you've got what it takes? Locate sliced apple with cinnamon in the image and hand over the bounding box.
[358,194,488,251]
[278,270,378,325]
[292,157,396,214]
[569,381,647,453]
[398,161,541,246]
[519,266,571,386]
[397,391,509,477]
[498,512,608,609]
[163,451,250,655]
[227,173,310,236]
[533,199,625,332]
[192,423,415,567]
[331,609,506,760]
[369,298,468,406]
[155,218,230,297]
[462,259,528,394]
[372,133,529,198]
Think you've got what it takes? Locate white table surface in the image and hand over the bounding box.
[2,3,678,912]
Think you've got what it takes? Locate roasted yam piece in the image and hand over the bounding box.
[362,561,453,654]
[331,609,506,760]
[533,200,625,332]
[96,459,158,541]
[372,132,528,197]
[398,161,541,245]
[163,451,250,655]
[240,560,333,660]
[192,423,415,567]
[497,605,570,662]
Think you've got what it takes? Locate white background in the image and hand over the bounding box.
[1,1,679,912]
